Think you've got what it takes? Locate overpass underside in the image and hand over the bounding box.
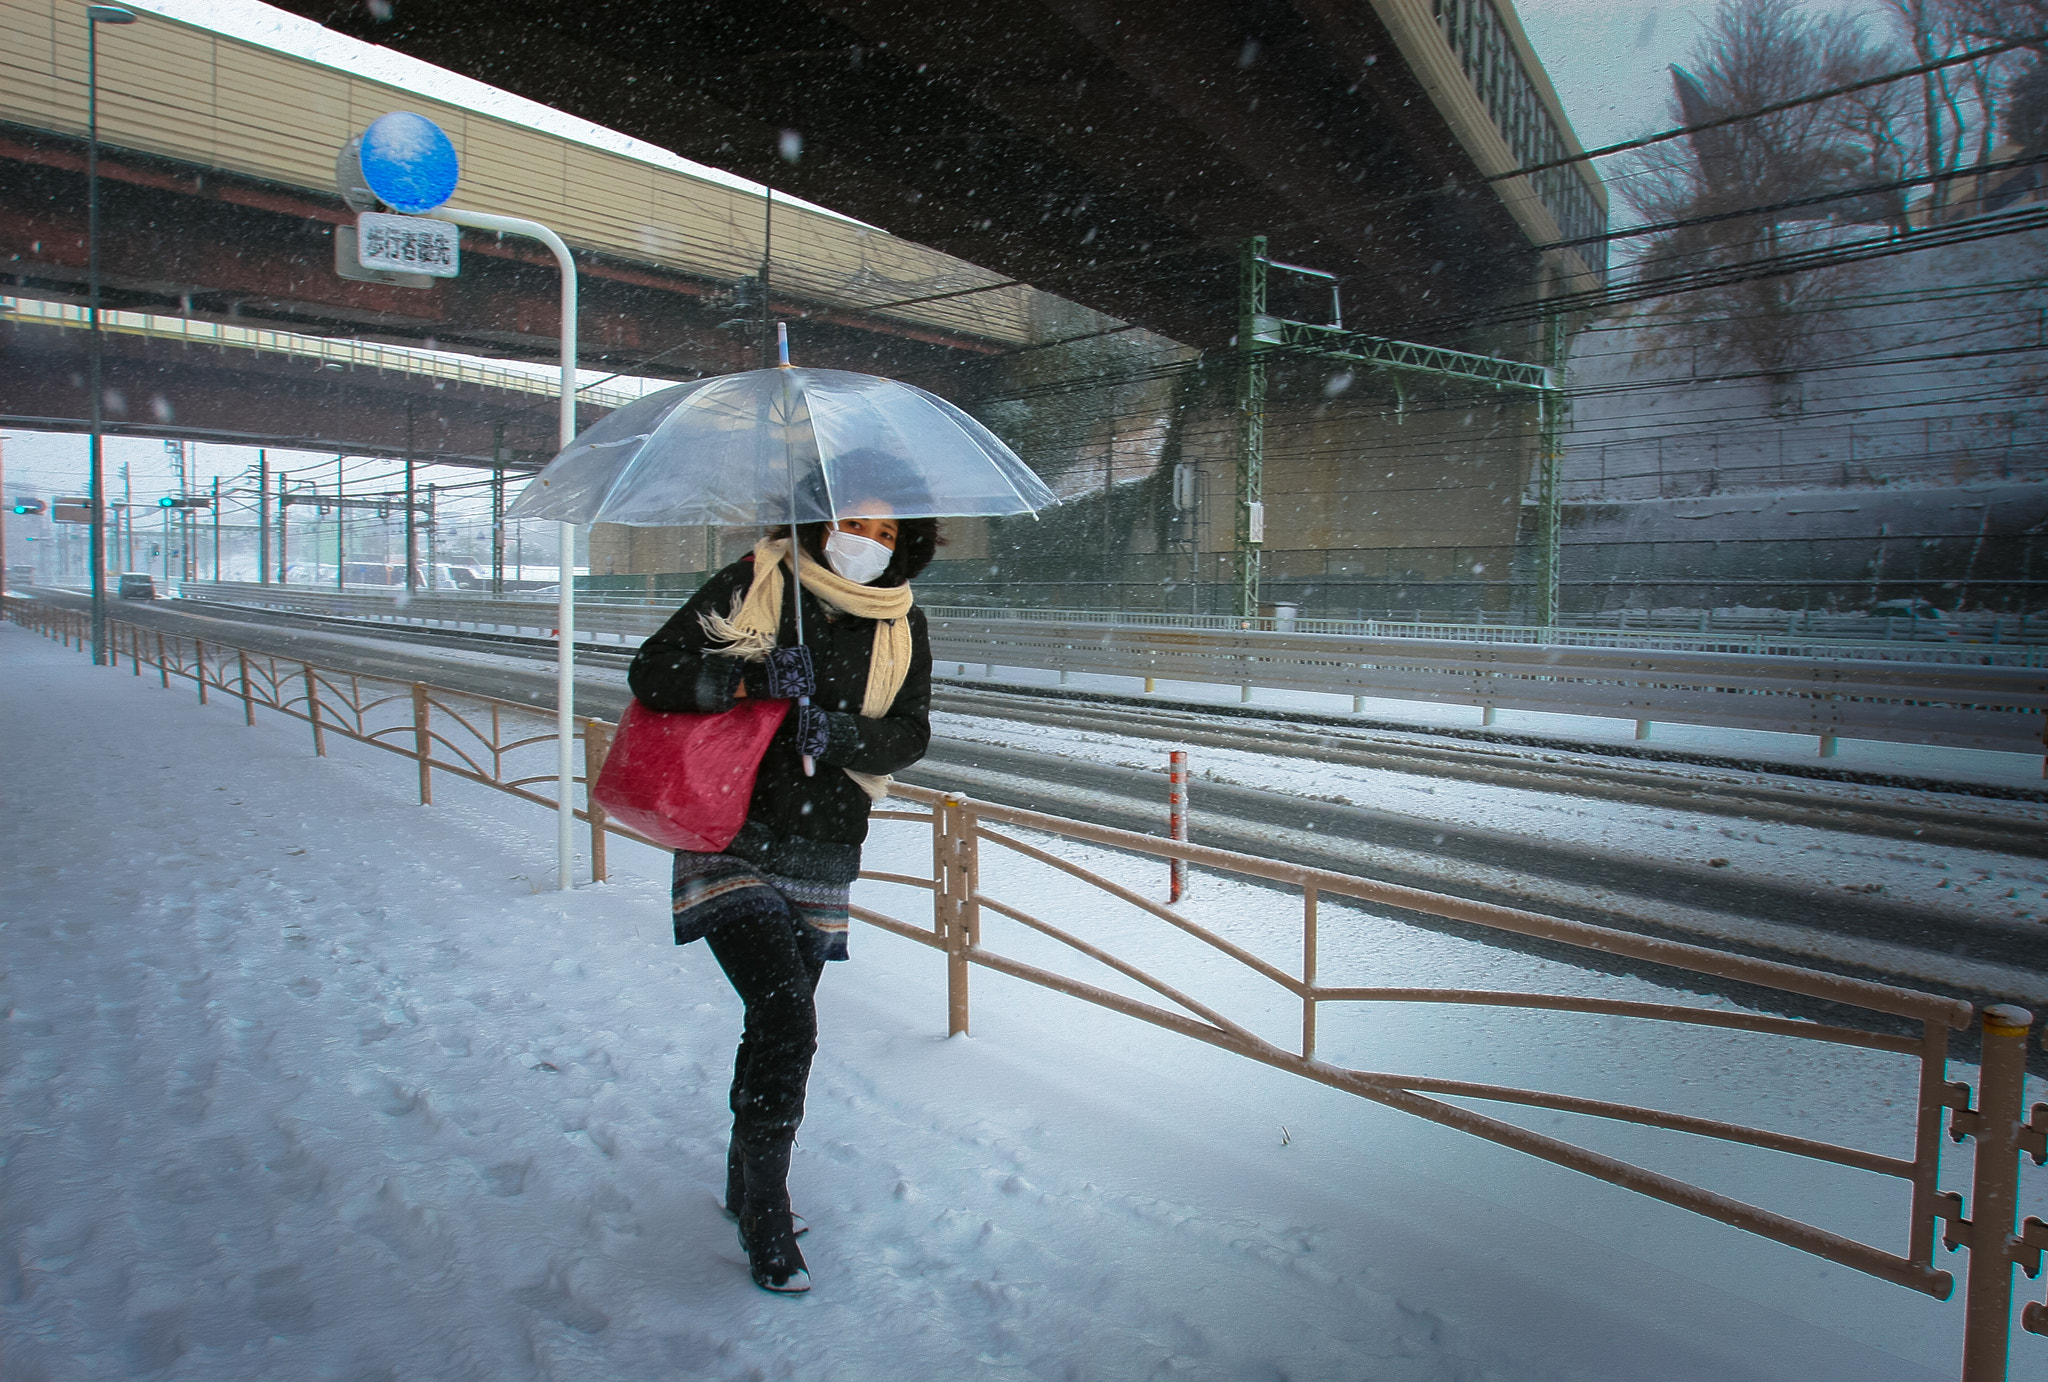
[283,0,1606,351]
[0,308,590,467]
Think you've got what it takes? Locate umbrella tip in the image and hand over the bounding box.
[777,321,790,368]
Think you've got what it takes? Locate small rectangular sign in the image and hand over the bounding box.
[53,497,93,524]
[356,212,459,278]
[336,226,432,289]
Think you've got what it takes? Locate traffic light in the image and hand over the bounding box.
[11,498,45,515]
[157,496,211,509]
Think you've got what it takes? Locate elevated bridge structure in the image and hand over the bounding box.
[280,0,1608,350]
[1,294,643,464]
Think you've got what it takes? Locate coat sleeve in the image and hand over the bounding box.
[626,564,756,714]
[816,607,933,775]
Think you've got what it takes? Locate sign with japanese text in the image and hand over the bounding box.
[356,212,459,278]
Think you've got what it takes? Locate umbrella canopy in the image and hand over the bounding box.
[505,366,1056,526]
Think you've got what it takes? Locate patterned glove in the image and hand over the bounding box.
[794,704,832,759]
[763,645,815,700]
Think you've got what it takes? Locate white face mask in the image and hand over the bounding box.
[823,528,893,584]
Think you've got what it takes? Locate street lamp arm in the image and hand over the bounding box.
[429,206,580,891]
[427,208,577,440]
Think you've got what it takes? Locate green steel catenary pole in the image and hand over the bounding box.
[1236,237,1268,620]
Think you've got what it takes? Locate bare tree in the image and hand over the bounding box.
[1945,0,2048,164]
[1618,0,1897,408]
[1884,0,2039,186]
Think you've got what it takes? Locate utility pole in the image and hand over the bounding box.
[119,462,131,570]
[1534,260,1567,629]
[1234,236,1268,619]
[211,475,220,580]
[426,481,438,588]
[164,440,186,582]
[336,454,346,589]
[760,178,775,368]
[403,403,417,594]
[491,473,506,594]
[256,451,268,584]
[490,423,506,595]
[276,473,289,583]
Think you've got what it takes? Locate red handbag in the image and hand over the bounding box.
[592,697,792,852]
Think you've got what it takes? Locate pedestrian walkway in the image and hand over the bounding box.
[0,622,1978,1380]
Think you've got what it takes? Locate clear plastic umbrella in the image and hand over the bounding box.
[504,365,1056,527]
[507,339,1058,780]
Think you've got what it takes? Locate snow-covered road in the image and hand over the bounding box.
[4,621,2038,1380]
[932,710,2048,935]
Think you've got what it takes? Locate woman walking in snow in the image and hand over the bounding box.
[627,493,937,1294]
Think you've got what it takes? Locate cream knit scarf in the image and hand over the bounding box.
[701,536,914,800]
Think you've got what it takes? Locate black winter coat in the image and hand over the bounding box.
[626,555,933,882]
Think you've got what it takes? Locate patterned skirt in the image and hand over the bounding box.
[671,850,851,964]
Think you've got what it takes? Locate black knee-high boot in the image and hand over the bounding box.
[737,1136,808,1293]
[725,1130,810,1235]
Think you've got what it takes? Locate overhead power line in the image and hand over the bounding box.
[1546,149,2048,254]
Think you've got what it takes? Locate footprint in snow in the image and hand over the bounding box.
[480,1158,532,1197]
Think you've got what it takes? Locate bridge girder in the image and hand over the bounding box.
[0,314,583,466]
[0,125,1002,380]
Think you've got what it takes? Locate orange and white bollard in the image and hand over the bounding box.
[1168,750,1189,903]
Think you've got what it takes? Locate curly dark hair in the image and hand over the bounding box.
[770,517,945,586]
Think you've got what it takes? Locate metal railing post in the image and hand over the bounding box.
[1168,750,1189,904]
[936,794,979,1037]
[156,631,168,687]
[238,649,254,724]
[1910,1022,1955,1271]
[303,664,324,756]
[1959,1005,2034,1382]
[412,683,432,805]
[585,720,612,883]
[194,638,207,705]
[1302,885,1319,1060]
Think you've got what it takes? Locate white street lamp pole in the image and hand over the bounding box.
[431,208,579,891]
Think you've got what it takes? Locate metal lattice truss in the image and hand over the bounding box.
[1251,314,1555,393]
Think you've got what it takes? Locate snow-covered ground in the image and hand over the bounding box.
[5,620,2044,1381]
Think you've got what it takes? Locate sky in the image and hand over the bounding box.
[4,0,1901,515]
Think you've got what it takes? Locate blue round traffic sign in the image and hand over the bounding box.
[357,112,459,215]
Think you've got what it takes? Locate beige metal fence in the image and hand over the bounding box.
[13,597,2047,1381]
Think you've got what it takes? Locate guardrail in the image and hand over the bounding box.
[925,616,2048,761]
[923,602,2048,660]
[14,594,2047,1380]
[153,583,2048,764]
[173,582,2048,663]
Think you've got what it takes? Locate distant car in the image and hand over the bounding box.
[1868,601,1959,637]
[117,573,157,600]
